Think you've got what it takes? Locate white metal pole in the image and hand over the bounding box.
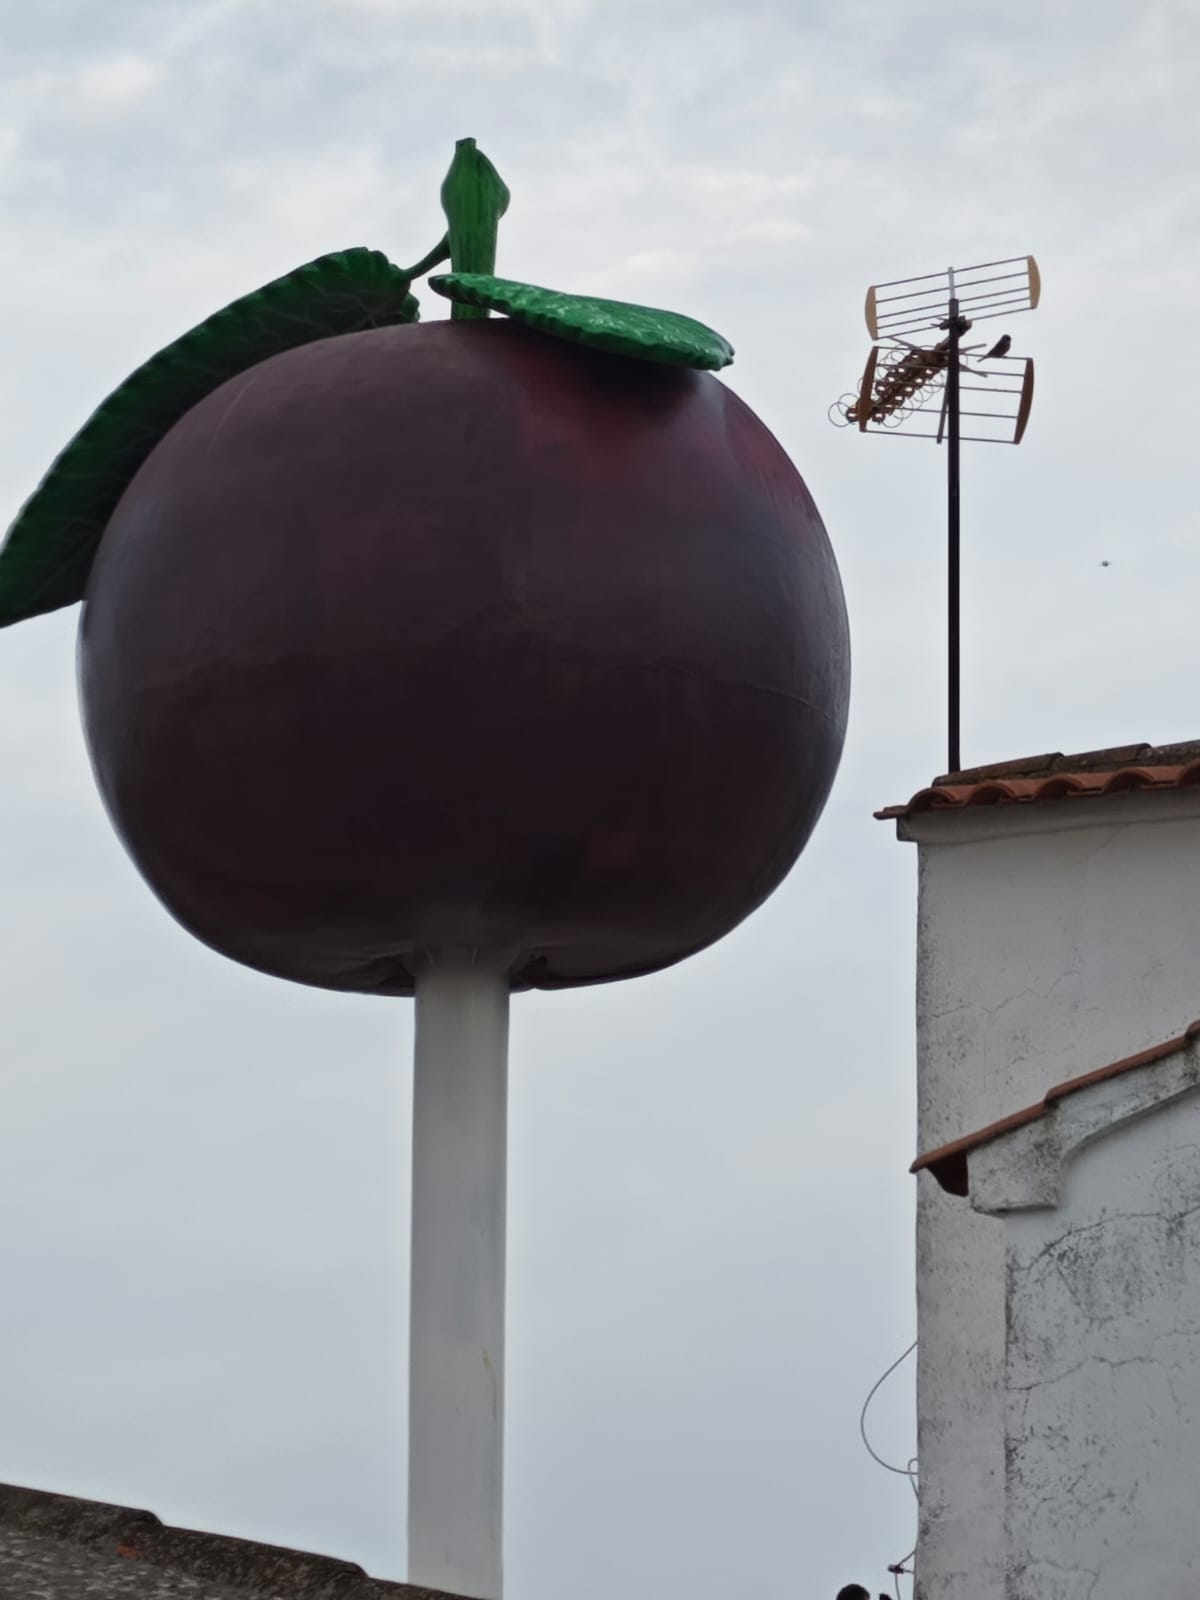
[408,949,511,1600]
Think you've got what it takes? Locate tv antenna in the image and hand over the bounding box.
[829,254,1040,773]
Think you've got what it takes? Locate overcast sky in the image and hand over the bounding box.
[0,2,1197,1597]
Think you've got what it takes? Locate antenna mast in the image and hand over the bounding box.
[831,254,1041,772]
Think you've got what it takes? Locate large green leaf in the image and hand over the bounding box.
[0,247,419,629]
[429,271,734,372]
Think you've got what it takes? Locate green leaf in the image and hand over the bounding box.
[0,247,419,630]
[429,272,734,371]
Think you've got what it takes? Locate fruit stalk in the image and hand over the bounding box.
[439,138,510,322]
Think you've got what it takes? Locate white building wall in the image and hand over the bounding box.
[970,1039,1200,1599]
[898,788,1200,1600]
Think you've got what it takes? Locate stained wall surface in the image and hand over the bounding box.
[899,788,1200,1600]
[996,1082,1200,1600]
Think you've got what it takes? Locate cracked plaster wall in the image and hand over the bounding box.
[901,790,1200,1600]
[1000,1086,1200,1599]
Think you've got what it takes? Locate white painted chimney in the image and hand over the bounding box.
[880,743,1200,1600]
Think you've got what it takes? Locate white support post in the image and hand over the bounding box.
[408,949,511,1600]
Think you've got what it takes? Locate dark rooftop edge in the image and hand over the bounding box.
[0,1481,471,1600]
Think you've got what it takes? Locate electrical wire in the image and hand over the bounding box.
[889,1548,916,1600]
[858,1339,918,1597]
[859,1338,918,1487]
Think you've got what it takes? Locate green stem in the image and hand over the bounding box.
[439,138,511,321]
[399,234,452,282]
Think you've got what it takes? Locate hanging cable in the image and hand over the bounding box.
[857,1339,919,1597]
[859,1338,918,1484]
[889,1547,916,1600]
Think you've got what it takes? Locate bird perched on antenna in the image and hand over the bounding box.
[983,333,1011,359]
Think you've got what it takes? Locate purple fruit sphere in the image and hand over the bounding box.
[79,318,849,994]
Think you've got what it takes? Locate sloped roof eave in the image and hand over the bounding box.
[912,1021,1200,1196]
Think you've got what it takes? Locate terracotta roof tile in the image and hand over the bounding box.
[912,1021,1200,1196]
[876,741,1200,821]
